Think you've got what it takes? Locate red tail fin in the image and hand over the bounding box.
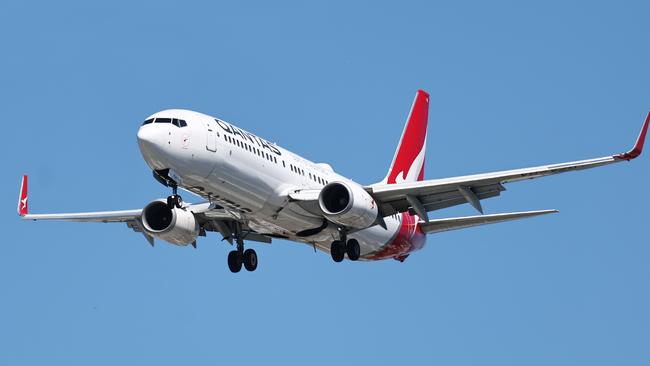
[383,90,429,184]
[18,175,28,216]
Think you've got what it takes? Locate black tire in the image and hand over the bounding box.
[167,196,175,209]
[330,241,345,263]
[175,195,183,208]
[243,249,258,272]
[227,250,243,273]
[346,239,361,261]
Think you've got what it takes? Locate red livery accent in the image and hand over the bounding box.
[616,111,649,161]
[365,212,426,261]
[18,175,28,216]
[385,90,429,184]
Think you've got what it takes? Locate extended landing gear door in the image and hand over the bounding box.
[206,121,217,152]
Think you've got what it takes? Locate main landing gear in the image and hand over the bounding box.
[227,234,258,273]
[166,185,183,209]
[330,238,360,262]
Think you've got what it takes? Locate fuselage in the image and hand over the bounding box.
[136,109,426,260]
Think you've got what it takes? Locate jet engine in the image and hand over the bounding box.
[318,181,378,229]
[141,200,199,245]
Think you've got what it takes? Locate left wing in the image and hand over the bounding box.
[367,112,648,220]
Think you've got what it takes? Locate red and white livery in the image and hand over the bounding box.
[18,90,649,272]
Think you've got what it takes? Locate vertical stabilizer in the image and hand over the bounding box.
[382,90,429,185]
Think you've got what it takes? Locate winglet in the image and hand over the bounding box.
[17,175,28,216]
[615,112,649,161]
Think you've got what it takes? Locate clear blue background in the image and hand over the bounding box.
[1,1,648,365]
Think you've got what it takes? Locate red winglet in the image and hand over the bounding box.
[616,112,649,161]
[17,175,28,216]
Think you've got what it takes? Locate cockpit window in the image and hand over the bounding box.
[147,117,187,127]
[171,118,187,127]
[171,118,188,127]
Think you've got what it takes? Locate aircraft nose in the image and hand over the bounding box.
[137,125,157,146]
[137,125,168,169]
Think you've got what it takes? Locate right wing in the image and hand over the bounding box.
[17,176,272,246]
[367,112,649,219]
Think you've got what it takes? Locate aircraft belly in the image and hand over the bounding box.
[349,217,401,256]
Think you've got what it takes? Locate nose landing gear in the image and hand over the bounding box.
[166,185,183,209]
[152,169,183,209]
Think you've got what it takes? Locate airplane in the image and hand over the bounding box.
[17,90,648,273]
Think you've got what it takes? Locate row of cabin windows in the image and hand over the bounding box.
[142,117,188,127]
[289,164,329,185]
[223,132,330,186]
[224,133,277,164]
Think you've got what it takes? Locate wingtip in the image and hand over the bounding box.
[615,112,649,161]
[416,89,430,98]
[17,175,28,216]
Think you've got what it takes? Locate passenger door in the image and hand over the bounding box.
[206,120,217,152]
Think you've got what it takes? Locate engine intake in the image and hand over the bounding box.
[319,181,378,229]
[141,200,199,246]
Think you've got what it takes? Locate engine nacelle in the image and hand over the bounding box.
[318,181,378,229]
[141,200,199,246]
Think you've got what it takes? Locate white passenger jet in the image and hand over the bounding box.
[18,90,648,272]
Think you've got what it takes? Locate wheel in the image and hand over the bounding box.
[330,241,345,262]
[346,239,361,261]
[167,195,183,209]
[243,249,258,272]
[227,250,243,273]
[174,195,183,208]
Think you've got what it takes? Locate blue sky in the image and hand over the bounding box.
[1,1,649,365]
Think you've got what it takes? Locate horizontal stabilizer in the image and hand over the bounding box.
[419,209,558,234]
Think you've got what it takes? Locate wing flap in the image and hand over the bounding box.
[420,209,559,234]
[377,184,504,216]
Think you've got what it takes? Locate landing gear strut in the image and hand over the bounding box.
[166,185,183,209]
[227,227,258,273]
